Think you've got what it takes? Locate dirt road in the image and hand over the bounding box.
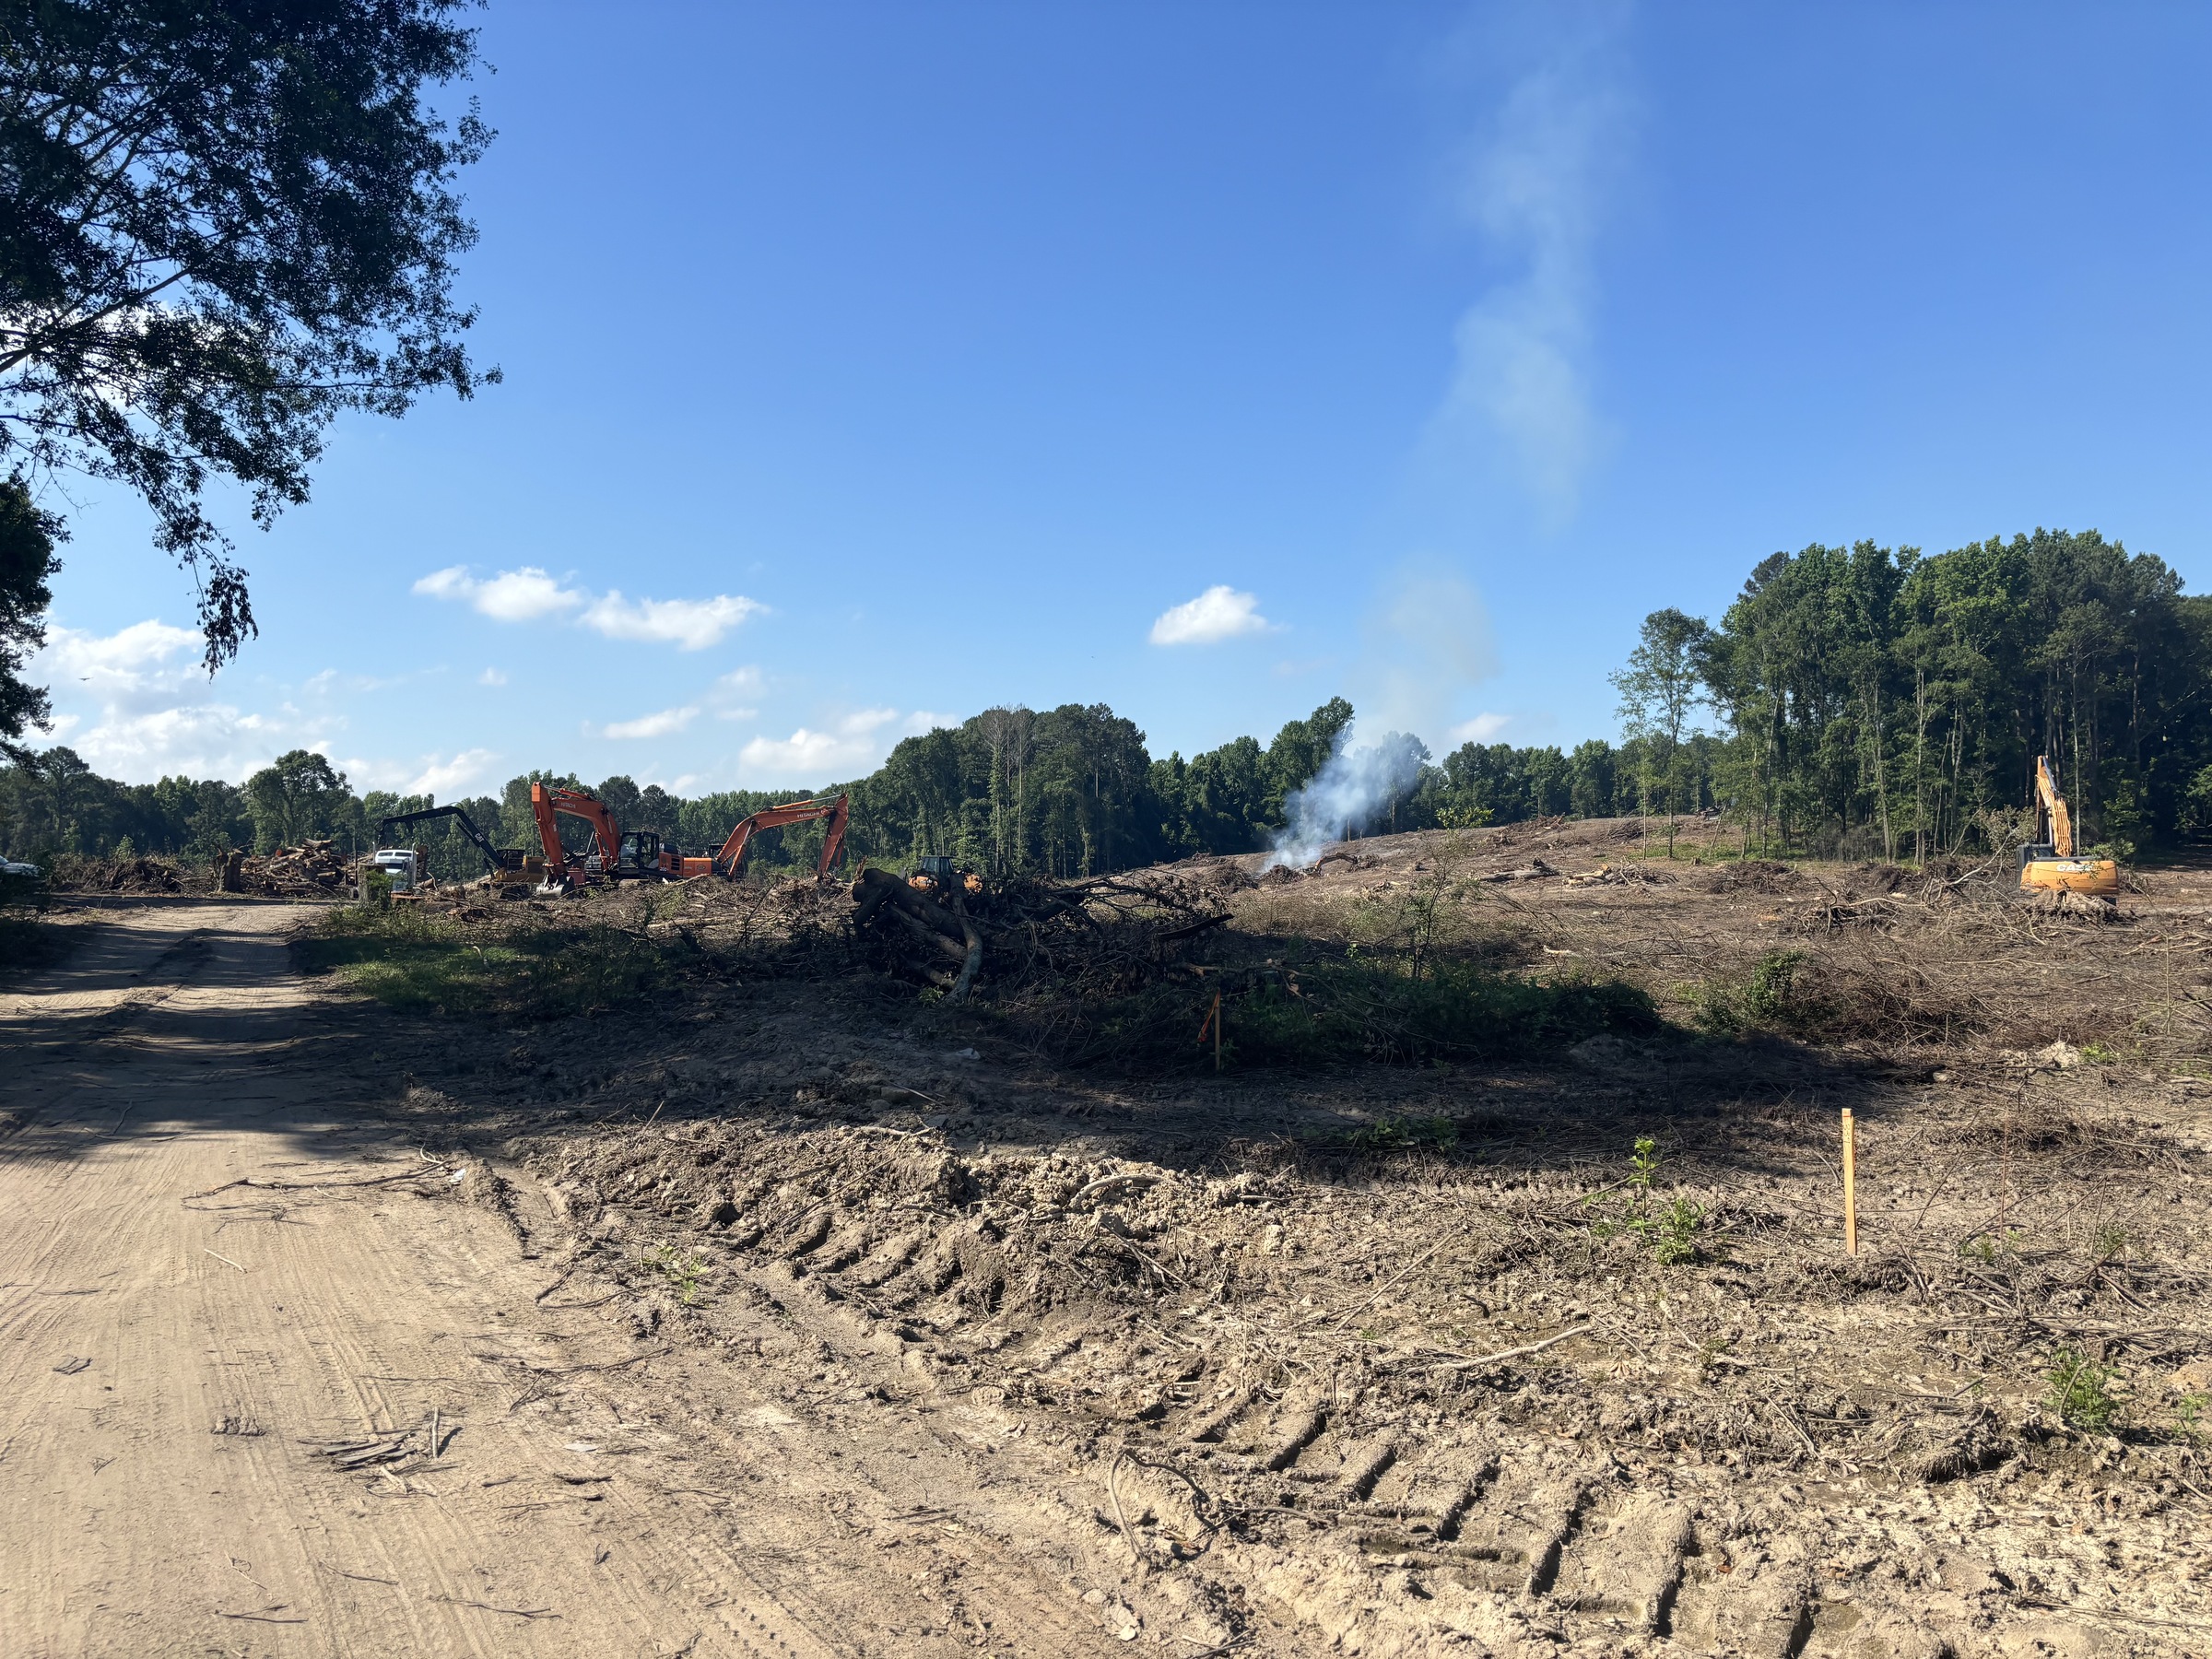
[0,903,1124,1657]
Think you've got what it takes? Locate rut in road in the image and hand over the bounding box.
[0,903,1120,1658]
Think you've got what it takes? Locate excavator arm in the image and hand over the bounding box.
[2033,755,2073,858]
[375,805,513,875]
[530,783,622,880]
[712,794,850,879]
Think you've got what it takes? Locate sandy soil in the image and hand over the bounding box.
[6,837,2211,1658]
[0,903,1124,1657]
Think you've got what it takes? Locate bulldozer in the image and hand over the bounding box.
[2018,754,2119,898]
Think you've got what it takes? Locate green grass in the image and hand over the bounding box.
[299,902,698,1020]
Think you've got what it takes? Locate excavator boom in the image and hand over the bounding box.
[2033,756,2074,858]
[712,794,850,879]
[374,805,520,876]
[530,783,622,884]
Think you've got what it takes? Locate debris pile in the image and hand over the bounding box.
[848,865,1231,1001]
[42,853,194,894]
[224,839,352,897]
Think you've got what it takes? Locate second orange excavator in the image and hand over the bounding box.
[529,782,849,888]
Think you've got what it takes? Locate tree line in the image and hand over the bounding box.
[6,526,2207,876]
[1612,528,2212,859]
[0,708,1710,879]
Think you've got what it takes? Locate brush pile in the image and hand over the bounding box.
[848,865,1232,1001]
[41,853,195,894]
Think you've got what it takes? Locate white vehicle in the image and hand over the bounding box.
[0,856,40,877]
[368,848,424,896]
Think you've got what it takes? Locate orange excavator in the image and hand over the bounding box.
[528,782,849,888]
[2018,754,2119,898]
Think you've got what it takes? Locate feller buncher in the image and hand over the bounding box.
[527,782,849,889]
[2018,754,2119,898]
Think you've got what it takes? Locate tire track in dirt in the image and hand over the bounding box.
[4,902,1124,1656]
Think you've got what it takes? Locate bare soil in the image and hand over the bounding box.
[5,822,2209,1657]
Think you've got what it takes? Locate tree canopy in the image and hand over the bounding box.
[0,0,495,671]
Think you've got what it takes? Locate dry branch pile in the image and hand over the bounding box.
[848,866,1233,1002]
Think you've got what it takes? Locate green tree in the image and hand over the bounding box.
[243,750,349,851]
[0,0,496,672]
[0,477,60,761]
[1612,608,1713,853]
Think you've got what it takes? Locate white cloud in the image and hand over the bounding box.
[477,667,508,687]
[415,565,762,651]
[1428,11,1630,524]
[38,619,201,690]
[715,665,764,694]
[409,748,500,796]
[600,705,700,741]
[1447,712,1512,746]
[739,708,902,782]
[28,620,359,782]
[413,564,584,621]
[580,592,762,652]
[1149,586,1272,646]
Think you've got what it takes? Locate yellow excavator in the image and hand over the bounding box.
[2018,754,2119,897]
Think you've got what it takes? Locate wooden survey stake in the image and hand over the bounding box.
[1841,1107,1858,1256]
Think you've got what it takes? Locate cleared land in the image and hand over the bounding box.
[4,818,2208,1657]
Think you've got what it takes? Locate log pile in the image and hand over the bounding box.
[232,839,351,897]
[849,866,1233,1002]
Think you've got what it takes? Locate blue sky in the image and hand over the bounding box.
[30,2,2212,794]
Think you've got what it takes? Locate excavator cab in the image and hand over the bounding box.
[617,830,670,878]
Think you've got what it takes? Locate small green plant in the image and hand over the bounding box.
[2091,1223,2128,1263]
[2081,1042,2115,1065]
[1585,1136,1705,1265]
[2046,1348,2120,1433]
[1960,1227,2026,1265]
[1648,1196,1707,1265]
[2176,1390,2208,1446]
[641,1241,712,1306]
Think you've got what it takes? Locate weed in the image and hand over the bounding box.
[2178,1391,2209,1446]
[2046,1348,2120,1433]
[2091,1223,2128,1262]
[2080,1041,2116,1064]
[642,1241,712,1306]
[1585,1136,1706,1265]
